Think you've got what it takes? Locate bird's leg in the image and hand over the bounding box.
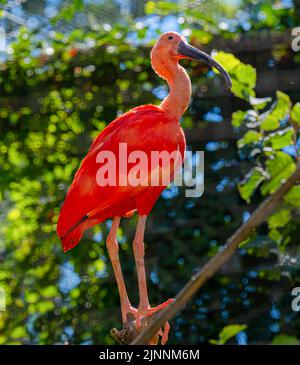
[133,215,174,344]
[106,217,137,323]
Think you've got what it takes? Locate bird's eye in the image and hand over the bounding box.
[168,35,173,41]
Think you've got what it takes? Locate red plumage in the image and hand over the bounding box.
[57,104,186,252]
[56,30,231,343]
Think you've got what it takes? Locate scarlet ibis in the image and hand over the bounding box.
[57,31,231,344]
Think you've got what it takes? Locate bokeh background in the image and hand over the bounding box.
[0,0,300,345]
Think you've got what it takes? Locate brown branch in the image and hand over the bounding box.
[131,162,300,345]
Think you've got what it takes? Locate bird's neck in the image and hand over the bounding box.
[159,63,192,120]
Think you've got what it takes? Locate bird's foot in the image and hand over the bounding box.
[158,321,170,345]
[135,298,174,344]
[122,304,138,324]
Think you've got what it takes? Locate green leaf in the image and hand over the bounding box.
[261,114,280,131]
[261,91,291,131]
[284,185,300,207]
[238,130,262,148]
[232,110,246,127]
[271,335,300,345]
[238,167,266,203]
[275,91,292,116]
[213,52,241,73]
[232,64,256,100]
[261,152,296,196]
[209,324,247,345]
[235,64,256,89]
[291,102,300,126]
[214,52,256,100]
[268,209,291,229]
[263,128,294,150]
[232,80,255,100]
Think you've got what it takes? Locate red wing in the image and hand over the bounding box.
[88,104,157,153]
[57,104,185,251]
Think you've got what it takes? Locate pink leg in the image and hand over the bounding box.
[106,217,137,323]
[133,215,174,344]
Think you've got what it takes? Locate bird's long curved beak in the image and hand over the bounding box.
[177,41,232,89]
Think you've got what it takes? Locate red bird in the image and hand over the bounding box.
[57,31,231,344]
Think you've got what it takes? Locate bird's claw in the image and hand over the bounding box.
[135,298,174,344]
[158,321,170,345]
[122,305,138,324]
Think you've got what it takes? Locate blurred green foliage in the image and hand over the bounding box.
[0,0,300,345]
[209,324,247,345]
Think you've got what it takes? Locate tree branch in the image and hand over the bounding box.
[131,162,300,345]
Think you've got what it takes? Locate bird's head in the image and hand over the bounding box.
[150,31,232,89]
